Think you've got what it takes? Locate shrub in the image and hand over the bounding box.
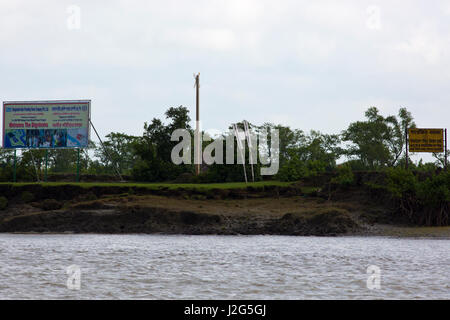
[278,159,327,182]
[385,167,417,199]
[303,160,327,178]
[278,157,304,182]
[331,164,354,188]
[415,172,450,225]
[85,193,98,201]
[0,196,8,210]
[174,172,196,183]
[20,191,35,203]
[381,168,449,226]
[41,199,62,211]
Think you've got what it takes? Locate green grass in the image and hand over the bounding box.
[0,180,293,190]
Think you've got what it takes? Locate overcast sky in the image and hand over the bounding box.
[1,1,449,162]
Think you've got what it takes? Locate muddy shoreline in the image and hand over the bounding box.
[0,183,449,238]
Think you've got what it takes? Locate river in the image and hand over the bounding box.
[0,234,448,299]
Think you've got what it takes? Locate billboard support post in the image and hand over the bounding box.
[405,127,409,170]
[445,128,448,171]
[76,148,80,182]
[13,150,16,183]
[243,120,255,182]
[194,73,201,176]
[44,149,48,182]
[89,119,124,182]
[233,123,248,184]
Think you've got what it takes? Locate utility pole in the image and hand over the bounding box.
[195,73,201,175]
[445,128,448,171]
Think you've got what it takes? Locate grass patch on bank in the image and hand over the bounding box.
[380,226,450,238]
[0,181,293,190]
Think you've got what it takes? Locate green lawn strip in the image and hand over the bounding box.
[0,181,293,190]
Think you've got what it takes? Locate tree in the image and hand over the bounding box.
[132,105,193,181]
[0,149,15,181]
[342,107,415,169]
[256,123,301,168]
[294,130,343,168]
[94,132,139,174]
[0,149,15,166]
[203,123,263,183]
[276,130,342,181]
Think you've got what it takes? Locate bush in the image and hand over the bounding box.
[385,167,417,199]
[303,160,327,178]
[278,158,303,182]
[344,160,367,171]
[417,173,450,206]
[41,199,62,211]
[415,172,450,225]
[380,168,449,226]
[278,159,327,182]
[174,172,196,183]
[0,196,8,210]
[331,164,354,188]
[20,191,35,203]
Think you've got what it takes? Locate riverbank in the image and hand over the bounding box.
[0,182,449,237]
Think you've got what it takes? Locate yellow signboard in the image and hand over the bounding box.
[408,128,444,153]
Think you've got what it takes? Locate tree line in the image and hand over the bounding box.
[0,105,447,182]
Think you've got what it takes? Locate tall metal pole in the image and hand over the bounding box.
[76,148,80,182]
[13,149,16,183]
[405,127,409,170]
[233,124,248,184]
[195,73,201,176]
[445,128,448,171]
[89,119,124,181]
[243,120,255,182]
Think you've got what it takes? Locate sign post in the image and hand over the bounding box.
[76,148,80,182]
[44,149,48,182]
[405,127,409,170]
[13,150,16,183]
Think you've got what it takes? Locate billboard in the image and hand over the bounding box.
[408,128,444,153]
[2,100,90,149]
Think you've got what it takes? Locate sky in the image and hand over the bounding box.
[1,0,449,163]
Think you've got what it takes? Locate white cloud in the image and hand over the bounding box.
[295,31,337,62]
[161,27,237,51]
[395,24,445,65]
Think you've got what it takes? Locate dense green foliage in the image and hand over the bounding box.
[131,106,194,181]
[0,105,447,185]
[342,107,415,169]
[378,168,449,226]
[0,196,7,210]
[330,164,355,188]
